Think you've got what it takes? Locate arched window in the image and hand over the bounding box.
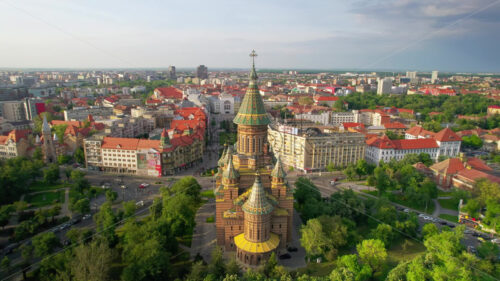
[223,100,231,111]
[246,137,249,152]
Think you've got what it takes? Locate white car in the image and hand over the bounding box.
[135,200,144,207]
[120,185,127,189]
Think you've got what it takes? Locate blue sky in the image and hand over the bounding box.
[0,0,499,72]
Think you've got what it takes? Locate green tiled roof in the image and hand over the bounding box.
[233,56,270,126]
[271,156,286,178]
[223,152,239,180]
[242,175,274,215]
[218,146,227,167]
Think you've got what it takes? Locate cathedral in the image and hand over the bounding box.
[215,51,294,266]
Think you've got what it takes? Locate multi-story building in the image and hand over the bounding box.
[215,53,293,267]
[168,66,176,80]
[1,101,27,121]
[0,129,30,159]
[196,65,208,79]
[294,111,330,125]
[268,125,366,171]
[99,116,155,138]
[64,106,113,121]
[84,128,204,176]
[331,111,359,125]
[365,135,439,164]
[431,70,439,84]
[405,126,461,159]
[377,78,392,95]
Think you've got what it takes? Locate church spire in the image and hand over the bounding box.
[271,155,286,179]
[42,114,51,134]
[233,50,270,126]
[223,153,239,180]
[242,173,273,215]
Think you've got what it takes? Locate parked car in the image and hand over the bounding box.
[82,214,92,220]
[120,185,127,189]
[403,208,410,213]
[287,246,298,252]
[136,200,144,207]
[101,183,111,189]
[279,253,291,260]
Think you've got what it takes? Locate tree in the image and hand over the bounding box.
[94,202,117,246]
[123,201,136,218]
[422,223,439,240]
[105,190,118,202]
[300,216,348,260]
[373,166,391,195]
[477,241,500,262]
[170,176,202,201]
[74,147,85,164]
[462,134,483,149]
[71,240,113,281]
[330,254,372,281]
[32,232,60,257]
[225,258,241,277]
[370,223,395,246]
[71,198,90,215]
[64,168,72,181]
[187,261,207,281]
[326,162,336,172]
[33,147,43,160]
[344,165,356,181]
[208,247,226,279]
[355,159,371,179]
[43,163,60,184]
[463,199,481,218]
[66,228,93,244]
[1,256,10,273]
[474,179,500,207]
[356,239,387,272]
[294,177,321,207]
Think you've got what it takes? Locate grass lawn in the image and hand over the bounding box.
[437,189,452,197]
[438,198,459,211]
[206,216,214,223]
[28,181,66,192]
[361,190,378,196]
[387,239,426,265]
[439,214,458,223]
[26,190,64,208]
[200,190,215,198]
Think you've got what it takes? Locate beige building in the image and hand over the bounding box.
[268,125,366,172]
[0,129,30,159]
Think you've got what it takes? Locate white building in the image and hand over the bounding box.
[64,106,113,121]
[331,111,359,125]
[377,78,392,95]
[431,71,439,84]
[295,112,330,125]
[365,136,440,164]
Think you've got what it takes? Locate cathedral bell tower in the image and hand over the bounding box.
[42,115,56,163]
[233,50,271,170]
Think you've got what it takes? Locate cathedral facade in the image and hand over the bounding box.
[215,51,293,266]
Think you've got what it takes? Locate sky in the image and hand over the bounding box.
[0,0,499,72]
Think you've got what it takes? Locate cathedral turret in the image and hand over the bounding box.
[233,50,271,164]
[271,155,286,181]
[242,175,273,216]
[218,145,228,167]
[222,150,239,182]
[41,114,56,163]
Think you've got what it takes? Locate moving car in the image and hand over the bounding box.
[279,253,291,259]
[139,183,150,189]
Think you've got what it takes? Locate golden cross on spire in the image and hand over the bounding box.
[250,50,257,64]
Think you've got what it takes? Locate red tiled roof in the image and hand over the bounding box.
[466,157,492,171]
[101,137,140,150]
[456,168,500,184]
[391,139,439,150]
[155,87,183,99]
[315,96,339,102]
[383,122,407,129]
[405,126,435,138]
[51,120,83,128]
[366,135,396,149]
[488,105,500,109]
[343,122,365,129]
[434,128,461,142]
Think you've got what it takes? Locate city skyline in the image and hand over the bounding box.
[0,0,499,72]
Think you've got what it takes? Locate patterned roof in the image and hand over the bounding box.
[242,175,274,215]
[271,156,286,178]
[234,232,280,253]
[42,115,51,133]
[218,146,227,167]
[223,152,239,179]
[233,52,270,126]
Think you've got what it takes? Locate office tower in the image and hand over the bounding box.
[377,78,392,95]
[431,70,439,84]
[168,66,176,80]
